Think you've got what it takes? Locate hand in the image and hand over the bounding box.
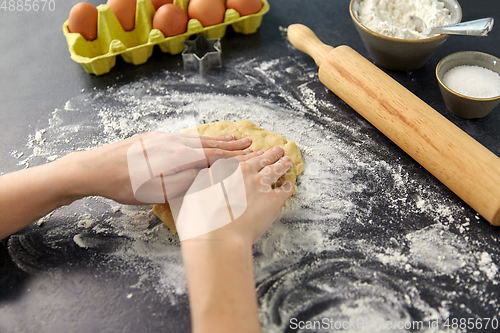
[177,145,294,245]
[0,131,253,240]
[180,146,294,333]
[69,132,252,205]
[212,146,294,245]
[232,145,294,244]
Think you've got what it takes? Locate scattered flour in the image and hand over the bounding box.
[6,52,499,331]
[478,251,499,281]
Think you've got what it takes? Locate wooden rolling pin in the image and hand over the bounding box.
[287,24,500,226]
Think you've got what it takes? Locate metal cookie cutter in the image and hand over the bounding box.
[182,34,222,74]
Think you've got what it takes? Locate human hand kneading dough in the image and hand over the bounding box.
[0,131,294,333]
[0,132,251,240]
[86,131,253,205]
[181,146,294,333]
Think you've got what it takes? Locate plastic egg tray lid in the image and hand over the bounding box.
[62,0,270,75]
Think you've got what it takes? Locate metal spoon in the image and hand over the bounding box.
[411,17,494,36]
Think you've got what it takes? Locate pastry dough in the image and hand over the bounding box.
[152,120,304,234]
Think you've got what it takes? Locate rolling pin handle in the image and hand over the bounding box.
[287,24,334,67]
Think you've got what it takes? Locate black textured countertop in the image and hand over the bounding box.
[1,1,499,332]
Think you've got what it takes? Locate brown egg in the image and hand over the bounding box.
[107,0,137,31]
[188,0,225,27]
[153,4,188,37]
[226,0,262,16]
[151,0,173,11]
[68,2,98,41]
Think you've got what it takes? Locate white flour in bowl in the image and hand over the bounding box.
[357,0,453,39]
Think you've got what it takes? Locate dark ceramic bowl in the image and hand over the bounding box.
[350,0,462,71]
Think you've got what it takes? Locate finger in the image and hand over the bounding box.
[260,156,293,185]
[246,146,284,171]
[176,133,236,141]
[167,147,253,174]
[234,151,260,162]
[202,146,254,165]
[212,134,236,141]
[177,134,250,149]
[200,137,252,151]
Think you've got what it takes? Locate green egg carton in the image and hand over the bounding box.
[62,0,270,75]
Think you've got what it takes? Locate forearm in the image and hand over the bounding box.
[0,133,252,240]
[0,153,88,240]
[182,236,261,333]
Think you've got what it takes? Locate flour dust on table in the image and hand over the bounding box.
[5,52,499,332]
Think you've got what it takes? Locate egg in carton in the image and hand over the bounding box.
[62,0,270,75]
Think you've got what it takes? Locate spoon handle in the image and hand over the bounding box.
[430,17,494,36]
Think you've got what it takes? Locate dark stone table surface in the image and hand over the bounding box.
[1,1,499,332]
